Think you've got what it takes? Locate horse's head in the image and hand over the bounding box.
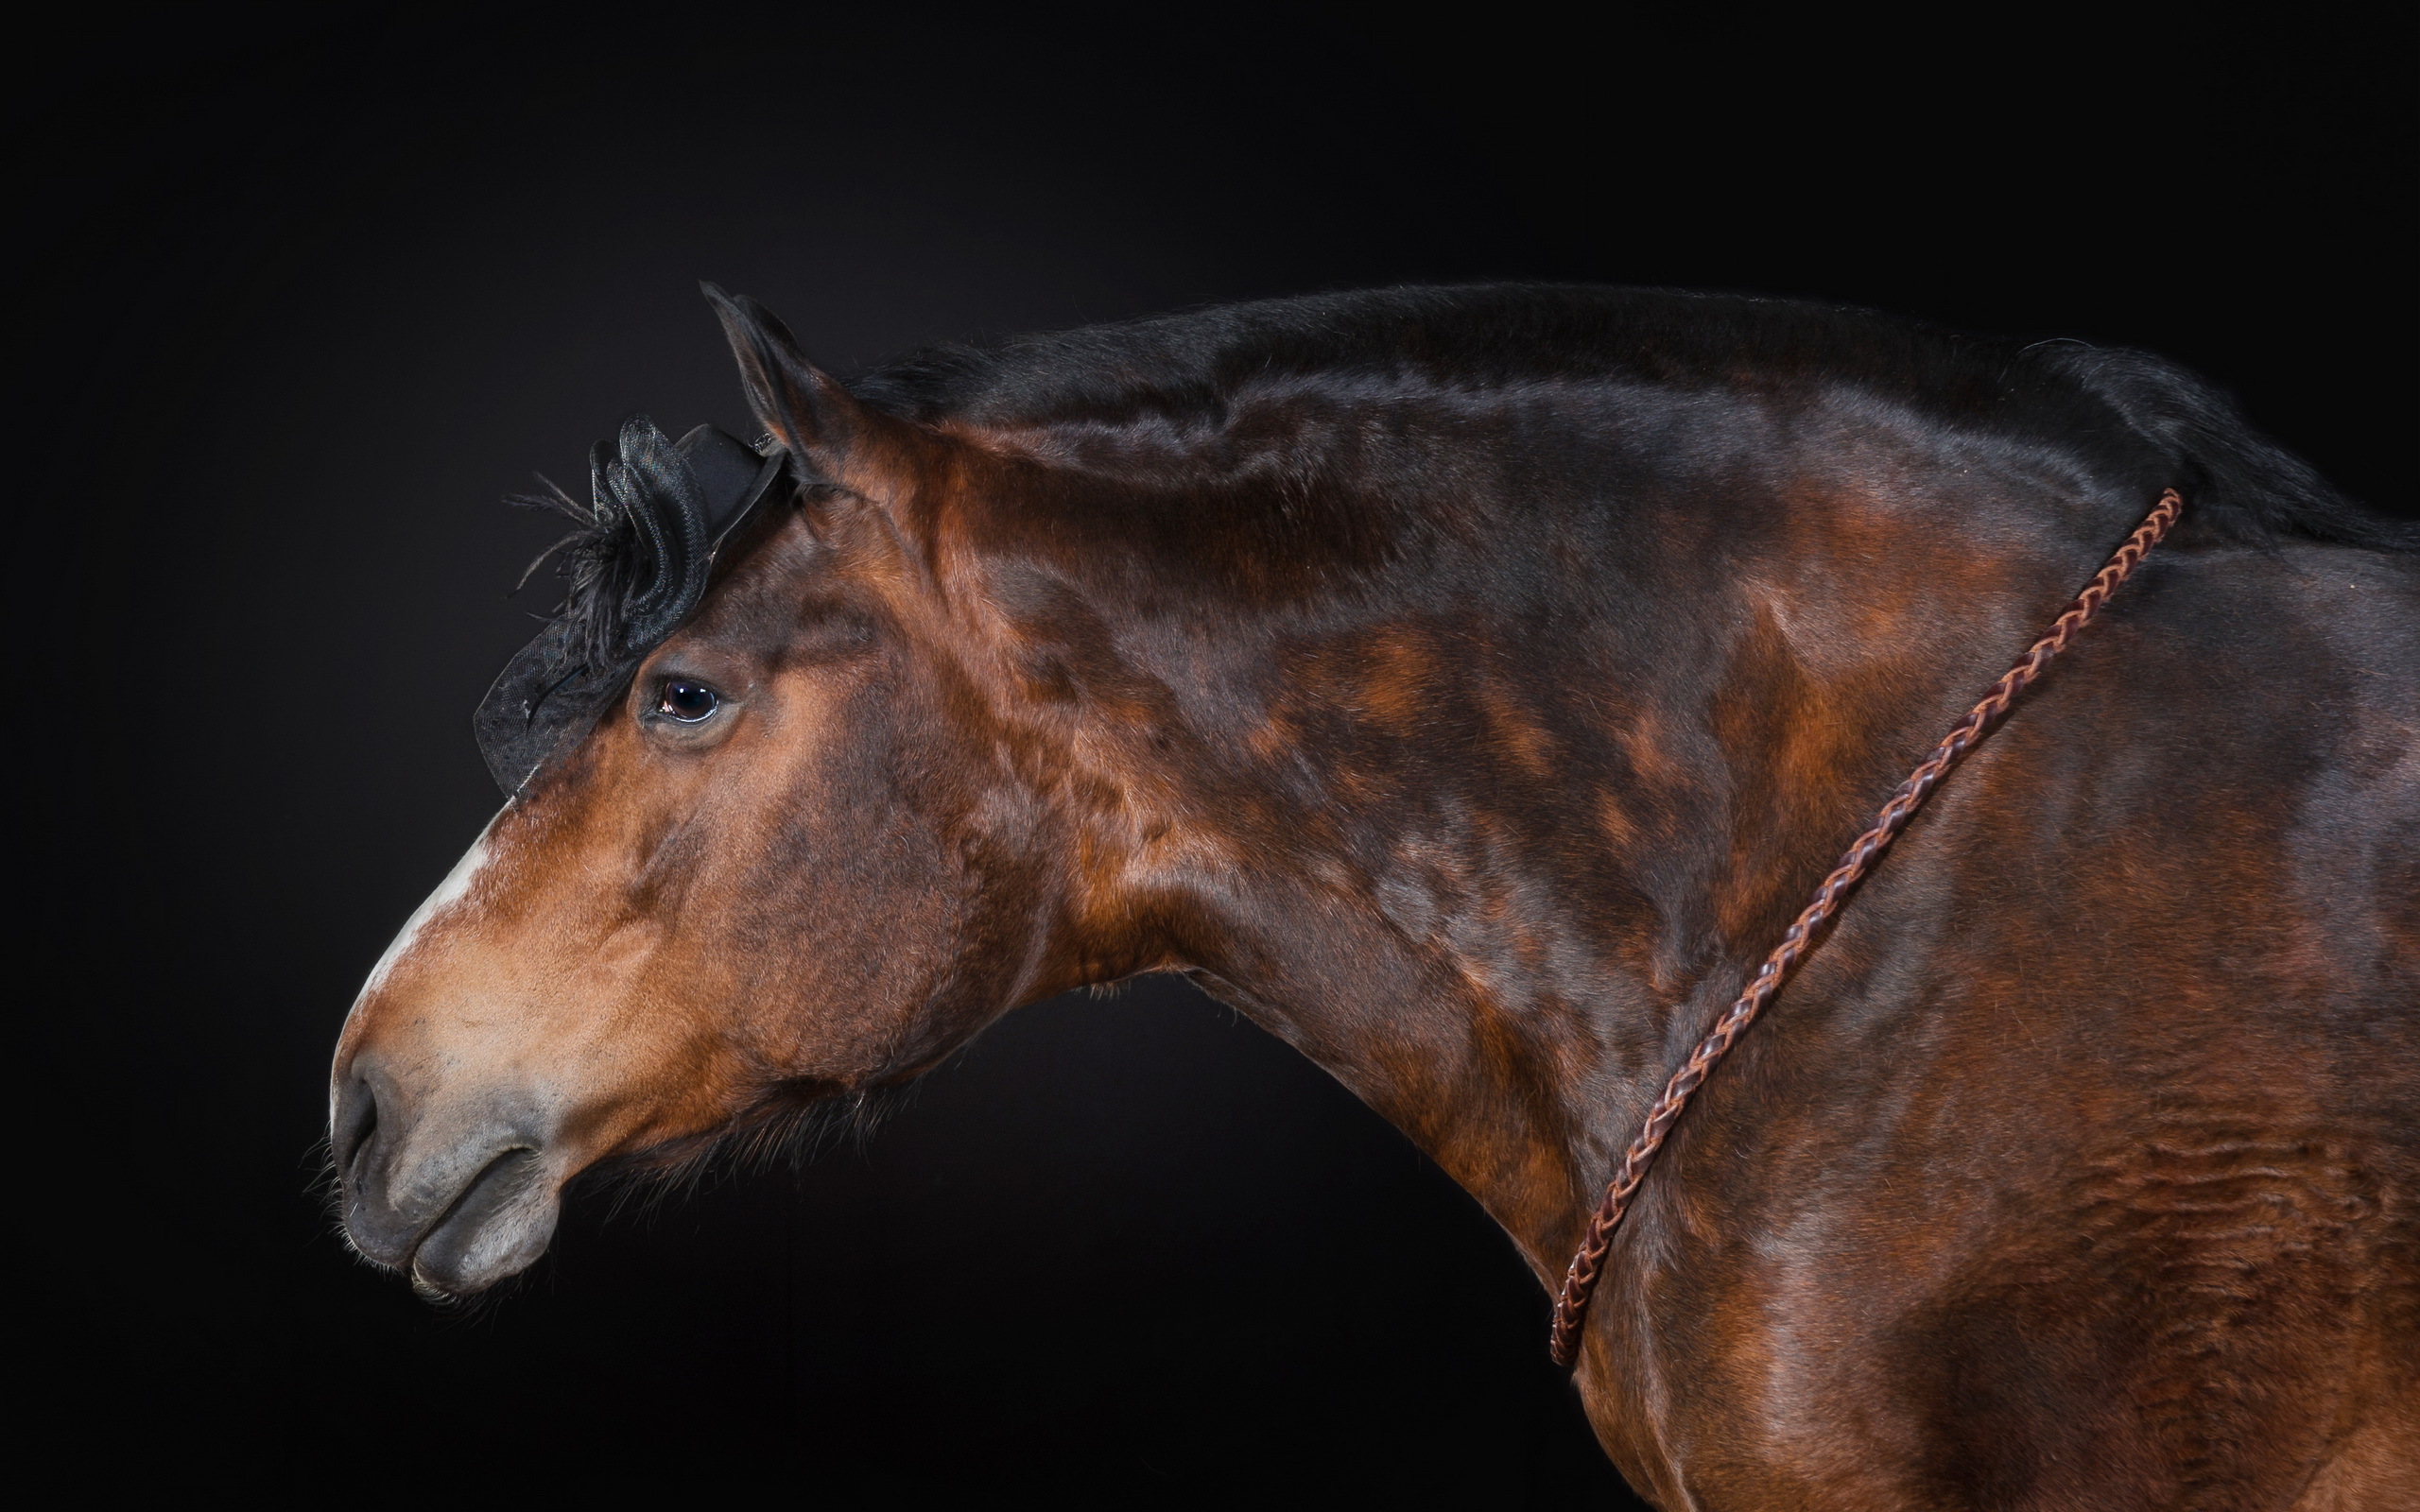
[329,292,1148,1295]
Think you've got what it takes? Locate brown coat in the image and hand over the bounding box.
[333,286,2420,1508]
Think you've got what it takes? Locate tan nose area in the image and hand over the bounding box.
[329,816,575,1294]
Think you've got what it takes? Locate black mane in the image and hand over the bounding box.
[850,284,2412,552]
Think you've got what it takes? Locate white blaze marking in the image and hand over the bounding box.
[353,812,503,1007]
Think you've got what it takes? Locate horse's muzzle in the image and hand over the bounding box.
[331,1054,562,1295]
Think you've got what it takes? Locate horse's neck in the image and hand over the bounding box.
[1101,481,2111,1278]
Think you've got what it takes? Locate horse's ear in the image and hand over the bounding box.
[700,283,876,480]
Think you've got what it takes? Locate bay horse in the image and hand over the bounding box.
[331,284,2419,1509]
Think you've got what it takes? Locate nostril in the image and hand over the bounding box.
[334,1074,380,1183]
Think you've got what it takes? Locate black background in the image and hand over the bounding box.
[16,5,2407,1500]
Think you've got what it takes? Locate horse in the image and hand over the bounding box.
[329,283,2419,1509]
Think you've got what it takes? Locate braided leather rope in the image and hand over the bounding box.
[1547,490,2184,1367]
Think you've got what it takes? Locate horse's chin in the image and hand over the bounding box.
[398,1149,561,1297]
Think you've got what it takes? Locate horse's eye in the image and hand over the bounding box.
[658,679,720,723]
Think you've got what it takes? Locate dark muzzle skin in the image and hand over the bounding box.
[330,1051,559,1294]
